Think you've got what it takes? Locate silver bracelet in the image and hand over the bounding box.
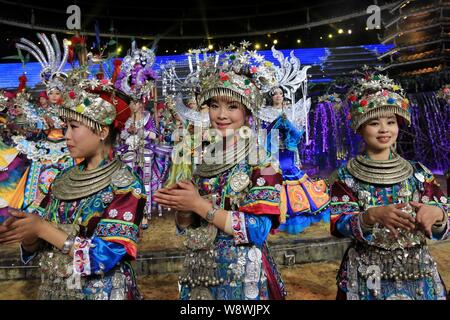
[431,223,447,234]
[359,211,374,231]
[205,208,218,223]
[61,235,75,254]
[433,210,447,227]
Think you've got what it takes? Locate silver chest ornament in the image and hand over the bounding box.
[230,172,250,193]
[111,166,135,188]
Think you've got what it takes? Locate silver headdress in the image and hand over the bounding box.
[15,33,69,94]
[160,49,212,126]
[162,42,278,127]
[114,41,157,102]
[254,47,312,143]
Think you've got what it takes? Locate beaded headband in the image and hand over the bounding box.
[347,74,411,131]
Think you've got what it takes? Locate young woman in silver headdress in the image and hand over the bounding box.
[330,74,448,300]
[12,34,76,212]
[114,44,172,225]
[155,43,287,300]
[0,80,146,300]
[259,85,330,234]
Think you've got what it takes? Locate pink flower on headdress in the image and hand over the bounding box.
[360,100,368,107]
[244,89,251,96]
[382,90,388,97]
[68,91,76,99]
[100,79,109,85]
[250,66,258,74]
[444,87,450,94]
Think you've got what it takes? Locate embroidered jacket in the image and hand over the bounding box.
[22,159,146,299]
[330,160,448,300]
[179,158,287,300]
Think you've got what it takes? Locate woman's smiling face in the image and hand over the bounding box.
[359,114,399,152]
[208,96,248,136]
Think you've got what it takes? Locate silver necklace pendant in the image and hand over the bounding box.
[230,172,250,193]
[111,166,135,188]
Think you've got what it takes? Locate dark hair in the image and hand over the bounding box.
[269,86,286,97]
[104,124,119,146]
[395,115,406,128]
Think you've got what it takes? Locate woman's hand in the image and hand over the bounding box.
[154,181,210,215]
[364,203,416,237]
[411,201,446,238]
[0,209,45,245]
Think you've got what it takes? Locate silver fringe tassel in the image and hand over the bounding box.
[198,87,261,113]
[352,105,411,131]
[59,107,102,133]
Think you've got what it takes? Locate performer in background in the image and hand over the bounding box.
[114,43,170,225]
[12,34,76,212]
[260,85,330,234]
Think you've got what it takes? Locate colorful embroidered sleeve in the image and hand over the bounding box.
[20,192,54,264]
[227,163,282,245]
[415,163,449,240]
[230,212,272,246]
[330,169,372,242]
[92,179,146,259]
[73,173,146,276]
[239,163,282,228]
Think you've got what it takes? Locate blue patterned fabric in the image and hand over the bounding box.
[266,115,304,152]
[243,214,272,246]
[89,237,127,274]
